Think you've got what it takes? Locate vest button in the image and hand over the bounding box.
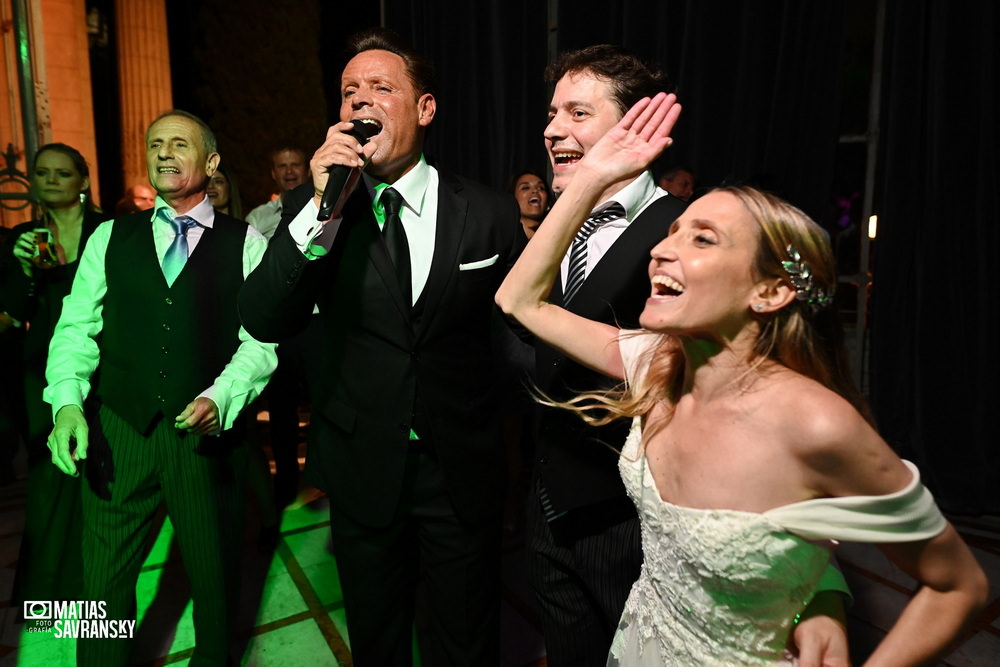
[159,370,168,378]
[157,395,166,403]
[162,323,171,331]
[161,346,168,354]
[164,297,173,305]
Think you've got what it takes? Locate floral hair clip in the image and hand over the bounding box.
[781,245,833,313]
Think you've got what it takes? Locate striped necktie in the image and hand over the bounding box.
[163,215,197,285]
[562,202,626,304]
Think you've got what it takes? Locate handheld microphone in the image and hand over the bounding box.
[316,119,382,221]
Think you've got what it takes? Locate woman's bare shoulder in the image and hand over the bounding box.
[763,371,910,497]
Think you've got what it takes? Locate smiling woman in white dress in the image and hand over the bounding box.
[496,92,987,666]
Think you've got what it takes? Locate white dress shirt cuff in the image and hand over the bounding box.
[289,199,342,259]
[44,380,87,423]
[196,389,225,435]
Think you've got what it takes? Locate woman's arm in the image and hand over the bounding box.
[496,93,681,380]
[865,524,987,666]
[4,227,39,319]
[793,393,987,665]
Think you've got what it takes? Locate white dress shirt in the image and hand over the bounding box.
[288,155,439,306]
[246,196,283,239]
[559,171,674,287]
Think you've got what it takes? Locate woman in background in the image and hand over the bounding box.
[207,161,243,219]
[7,143,106,607]
[510,169,551,240]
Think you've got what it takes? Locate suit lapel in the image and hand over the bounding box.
[412,172,466,339]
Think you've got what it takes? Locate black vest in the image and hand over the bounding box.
[96,210,245,434]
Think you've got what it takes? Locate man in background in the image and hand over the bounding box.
[246,144,310,239]
[657,164,696,202]
[246,142,315,507]
[114,183,157,216]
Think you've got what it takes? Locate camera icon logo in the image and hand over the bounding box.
[23,601,52,620]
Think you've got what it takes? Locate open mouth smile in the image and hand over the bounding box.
[355,118,383,134]
[651,274,685,297]
[552,150,582,166]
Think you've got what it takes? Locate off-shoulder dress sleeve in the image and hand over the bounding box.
[764,461,946,542]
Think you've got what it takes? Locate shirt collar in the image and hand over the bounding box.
[153,194,216,228]
[592,171,658,221]
[364,154,432,217]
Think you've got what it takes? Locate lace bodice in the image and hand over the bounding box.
[610,418,828,665]
[608,331,947,665]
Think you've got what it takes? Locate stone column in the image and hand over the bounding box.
[116,0,172,192]
[39,0,100,200]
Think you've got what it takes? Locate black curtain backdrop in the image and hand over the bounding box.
[377,0,846,220]
[869,0,1000,513]
[554,0,846,221]
[385,1,551,191]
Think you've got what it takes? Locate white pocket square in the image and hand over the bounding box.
[459,254,499,271]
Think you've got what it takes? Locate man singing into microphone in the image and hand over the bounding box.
[239,28,520,666]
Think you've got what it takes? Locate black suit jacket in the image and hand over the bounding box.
[534,194,687,515]
[240,173,520,527]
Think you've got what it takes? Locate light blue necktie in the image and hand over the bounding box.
[163,215,197,284]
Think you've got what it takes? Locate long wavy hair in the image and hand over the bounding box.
[553,185,870,430]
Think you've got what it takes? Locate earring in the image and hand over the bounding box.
[79,193,86,205]
[753,304,764,311]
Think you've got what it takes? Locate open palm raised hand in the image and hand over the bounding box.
[579,92,682,186]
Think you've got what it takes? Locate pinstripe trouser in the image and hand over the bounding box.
[526,487,642,667]
[77,405,246,667]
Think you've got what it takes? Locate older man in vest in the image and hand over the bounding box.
[44,110,276,667]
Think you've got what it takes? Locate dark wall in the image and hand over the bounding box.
[87,0,121,212]
[164,0,335,211]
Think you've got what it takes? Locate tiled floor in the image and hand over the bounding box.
[0,429,997,665]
